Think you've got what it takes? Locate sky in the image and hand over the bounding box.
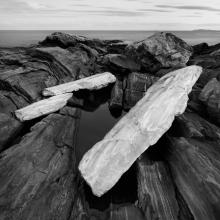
[0,0,220,30]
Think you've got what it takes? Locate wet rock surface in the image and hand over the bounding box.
[0,31,220,219]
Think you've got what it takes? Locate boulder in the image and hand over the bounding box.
[39,32,106,52]
[124,72,158,110]
[79,66,202,196]
[199,78,220,125]
[101,54,141,74]
[125,32,192,71]
[108,79,123,111]
[0,110,83,220]
[192,42,209,56]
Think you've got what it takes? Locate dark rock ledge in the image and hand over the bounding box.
[0,31,219,219]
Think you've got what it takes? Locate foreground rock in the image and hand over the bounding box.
[0,110,83,220]
[166,137,220,220]
[137,154,179,220]
[79,65,202,196]
[43,72,116,96]
[125,32,192,72]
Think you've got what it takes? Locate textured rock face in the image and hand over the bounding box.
[166,137,220,220]
[0,113,22,151]
[199,78,220,125]
[124,72,158,110]
[102,54,141,73]
[79,65,202,196]
[0,110,83,220]
[125,32,192,71]
[137,155,179,220]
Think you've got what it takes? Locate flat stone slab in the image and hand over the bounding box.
[79,65,202,197]
[15,93,73,121]
[43,72,116,96]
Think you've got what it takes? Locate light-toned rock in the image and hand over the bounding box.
[43,72,116,96]
[15,93,72,121]
[79,65,202,197]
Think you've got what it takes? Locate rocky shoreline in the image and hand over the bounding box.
[0,32,220,220]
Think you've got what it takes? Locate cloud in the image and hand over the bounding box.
[139,9,171,12]
[156,5,220,12]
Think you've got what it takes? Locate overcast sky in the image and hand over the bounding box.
[0,0,220,30]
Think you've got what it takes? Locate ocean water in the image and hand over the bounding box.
[0,30,220,47]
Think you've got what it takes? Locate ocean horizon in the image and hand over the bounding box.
[1,30,220,47]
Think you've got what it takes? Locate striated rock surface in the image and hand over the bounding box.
[124,72,158,110]
[199,78,220,125]
[0,109,83,220]
[166,137,220,220]
[125,32,192,71]
[137,154,179,220]
[79,65,202,196]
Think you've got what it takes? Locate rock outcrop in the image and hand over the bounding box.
[1,31,220,219]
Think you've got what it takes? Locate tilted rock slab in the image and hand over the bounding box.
[15,93,73,121]
[79,65,202,196]
[43,72,116,96]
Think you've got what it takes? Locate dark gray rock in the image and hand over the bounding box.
[125,32,192,72]
[199,78,220,125]
[137,154,179,220]
[124,72,158,110]
[165,137,220,220]
[102,54,141,74]
[0,111,83,220]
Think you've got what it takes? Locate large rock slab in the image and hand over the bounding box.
[125,32,192,71]
[79,65,202,196]
[43,72,116,96]
[15,93,73,121]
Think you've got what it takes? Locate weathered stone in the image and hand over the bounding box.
[126,32,192,71]
[43,72,116,96]
[15,93,73,121]
[192,42,209,56]
[137,154,179,220]
[0,112,83,220]
[39,32,106,51]
[79,65,202,196]
[106,41,131,54]
[102,54,141,73]
[124,72,158,110]
[0,113,23,152]
[165,137,220,220]
[199,78,220,125]
[108,79,123,110]
[174,112,220,140]
[125,43,162,73]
